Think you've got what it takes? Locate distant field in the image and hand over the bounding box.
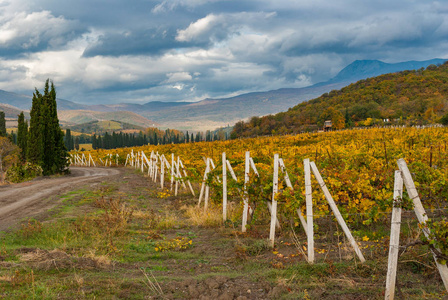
[78,143,93,151]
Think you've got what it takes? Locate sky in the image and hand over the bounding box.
[0,0,447,105]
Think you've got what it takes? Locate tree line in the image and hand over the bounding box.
[73,127,231,150]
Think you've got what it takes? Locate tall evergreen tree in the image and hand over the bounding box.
[65,129,72,151]
[27,89,43,164]
[74,136,80,150]
[27,80,68,175]
[17,112,28,161]
[0,111,6,137]
[92,134,97,149]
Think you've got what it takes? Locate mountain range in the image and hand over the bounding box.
[0,58,445,131]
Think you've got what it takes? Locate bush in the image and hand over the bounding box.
[6,162,43,183]
[440,112,448,125]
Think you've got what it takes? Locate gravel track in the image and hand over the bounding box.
[0,167,122,230]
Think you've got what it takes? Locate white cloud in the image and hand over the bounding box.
[176,14,219,42]
[152,0,218,13]
[0,10,80,49]
[176,11,276,43]
[165,72,192,83]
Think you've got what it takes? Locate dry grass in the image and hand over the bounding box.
[182,202,239,227]
[16,249,113,271]
[157,211,180,229]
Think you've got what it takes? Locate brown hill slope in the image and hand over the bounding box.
[58,110,157,128]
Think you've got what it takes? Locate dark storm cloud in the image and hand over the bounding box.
[0,0,447,104]
[82,27,208,57]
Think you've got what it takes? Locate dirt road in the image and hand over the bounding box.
[0,167,122,230]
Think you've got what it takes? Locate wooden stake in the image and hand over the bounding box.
[304,158,314,263]
[278,158,307,232]
[175,156,180,196]
[269,154,279,247]
[385,170,403,300]
[310,161,366,263]
[171,153,175,191]
[223,152,227,221]
[242,151,250,232]
[397,158,448,291]
[198,158,210,207]
[160,157,165,189]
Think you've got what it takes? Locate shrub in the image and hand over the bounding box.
[6,162,43,183]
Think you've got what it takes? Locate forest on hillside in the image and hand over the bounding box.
[231,62,448,138]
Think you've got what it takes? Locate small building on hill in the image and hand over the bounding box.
[323,120,332,131]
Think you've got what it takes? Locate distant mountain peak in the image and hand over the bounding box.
[328,58,447,84]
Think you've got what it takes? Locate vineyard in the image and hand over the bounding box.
[70,126,448,298]
[75,126,448,227]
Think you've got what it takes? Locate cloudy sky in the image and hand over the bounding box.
[0,0,447,105]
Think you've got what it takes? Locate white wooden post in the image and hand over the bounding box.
[222,152,227,221]
[198,158,210,206]
[269,154,279,247]
[385,170,403,300]
[242,151,250,232]
[204,179,210,212]
[278,158,307,233]
[397,158,448,290]
[178,160,194,196]
[160,157,165,189]
[175,156,181,196]
[248,157,258,217]
[203,158,211,212]
[171,153,175,191]
[310,161,366,263]
[226,160,237,181]
[183,169,195,196]
[304,158,314,263]
[178,159,187,189]
[154,161,158,183]
[266,202,281,229]
[131,150,134,167]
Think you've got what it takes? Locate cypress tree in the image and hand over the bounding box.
[17,112,28,161]
[27,80,68,174]
[27,89,43,165]
[74,136,80,150]
[0,111,6,137]
[92,134,97,149]
[65,129,72,151]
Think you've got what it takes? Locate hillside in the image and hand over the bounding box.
[65,120,145,134]
[0,103,28,118]
[231,61,448,137]
[57,110,157,128]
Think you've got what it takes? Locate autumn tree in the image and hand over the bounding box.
[0,137,19,181]
[320,107,345,130]
[0,111,6,137]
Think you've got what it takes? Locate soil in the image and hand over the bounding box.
[0,167,121,231]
